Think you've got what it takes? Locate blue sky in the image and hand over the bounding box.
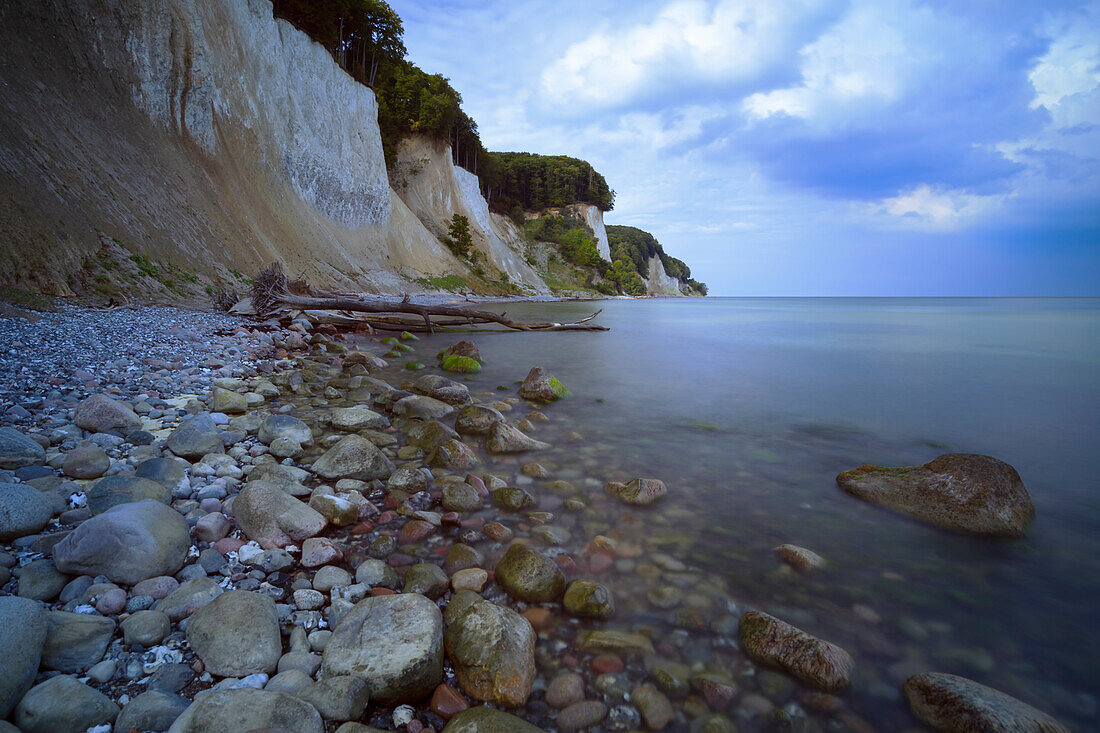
[389,0,1100,295]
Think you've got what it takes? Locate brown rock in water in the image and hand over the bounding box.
[773,544,825,571]
[837,453,1035,537]
[605,478,667,506]
[903,672,1070,733]
[440,341,483,363]
[739,611,854,693]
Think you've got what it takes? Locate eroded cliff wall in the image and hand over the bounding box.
[0,0,470,295]
[392,136,549,293]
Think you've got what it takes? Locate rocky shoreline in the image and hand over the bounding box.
[0,304,1071,732]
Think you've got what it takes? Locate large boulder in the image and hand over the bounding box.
[407,420,459,450]
[14,675,119,733]
[233,481,327,549]
[41,611,116,673]
[903,672,1070,733]
[135,457,190,493]
[186,591,282,676]
[0,482,52,541]
[518,367,569,402]
[166,688,323,733]
[837,453,1035,537]
[167,413,223,459]
[0,597,47,718]
[310,434,394,481]
[322,593,443,705]
[86,474,170,514]
[444,591,536,707]
[73,393,142,434]
[739,611,853,693]
[412,374,472,405]
[330,405,387,431]
[442,706,543,732]
[53,499,190,584]
[0,427,46,469]
[61,442,111,479]
[494,543,565,602]
[211,387,247,414]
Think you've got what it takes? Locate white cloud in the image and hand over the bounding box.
[743,0,931,124]
[869,184,1007,232]
[540,0,829,109]
[1028,23,1100,112]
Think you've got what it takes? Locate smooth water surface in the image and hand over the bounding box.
[417,297,1099,728]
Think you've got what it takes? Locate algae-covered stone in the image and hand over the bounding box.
[443,591,536,707]
[405,361,426,370]
[441,482,482,512]
[212,387,247,414]
[430,439,481,470]
[739,610,853,693]
[902,672,1070,733]
[562,580,615,619]
[440,355,482,374]
[322,593,443,704]
[837,453,1035,537]
[438,341,483,364]
[494,543,564,602]
[518,366,569,402]
[442,706,543,732]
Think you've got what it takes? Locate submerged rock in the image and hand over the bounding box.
[562,580,616,619]
[837,453,1035,537]
[485,421,550,453]
[442,706,543,732]
[518,366,569,402]
[773,544,826,572]
[444,591,536,707]
[439,341,483,364]
[605,478,667,506]
[903,672,1070,733]
[440,355,482,374]
[739,611,853,693]
[454,404,504,435]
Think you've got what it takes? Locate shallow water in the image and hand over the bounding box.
[401,297,1099,729]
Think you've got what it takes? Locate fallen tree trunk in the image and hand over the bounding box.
[251,263,609,333]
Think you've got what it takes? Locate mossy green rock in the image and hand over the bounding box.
[494,543,565,602]
[405,361,426,370]
[380,337,399,345]
[442,706,542,732]
[407,420,459,450]
[440,355,482,374]
[562,580,615,619]
[211,387,247,414]
[518,367,569,402]
[399,331,419,341]
[837,453,1035,537]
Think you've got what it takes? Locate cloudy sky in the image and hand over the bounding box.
[389,0,1100,295]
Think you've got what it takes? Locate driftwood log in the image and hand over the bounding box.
[251,263,609,333]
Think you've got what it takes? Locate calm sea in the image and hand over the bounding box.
[410,297,1100,728]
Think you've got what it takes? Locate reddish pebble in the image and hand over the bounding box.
[521,607,553,631]
[459,517,484,529]
[562,655,579,667]
[214,537,246,555]
[349,521,374,535]
[482,522,513,542]
[590,655,624,674]
[554,555,578,573]
[465,474,489,497]
[588,552,614,574]
[371,587,396,596]
[441,512,461,528]
[399,520,436,544]
[429,684,468,719]
[408,720,423,733]
[376,511,396,525]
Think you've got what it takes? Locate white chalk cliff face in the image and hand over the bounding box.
[393,136,550,293]
[574,205,611,261]
[0,0,525,294]
[643,256,688,296]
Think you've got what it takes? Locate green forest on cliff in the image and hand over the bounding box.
[270,0,703,295]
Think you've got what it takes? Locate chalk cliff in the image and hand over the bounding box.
[0,0,543,295]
